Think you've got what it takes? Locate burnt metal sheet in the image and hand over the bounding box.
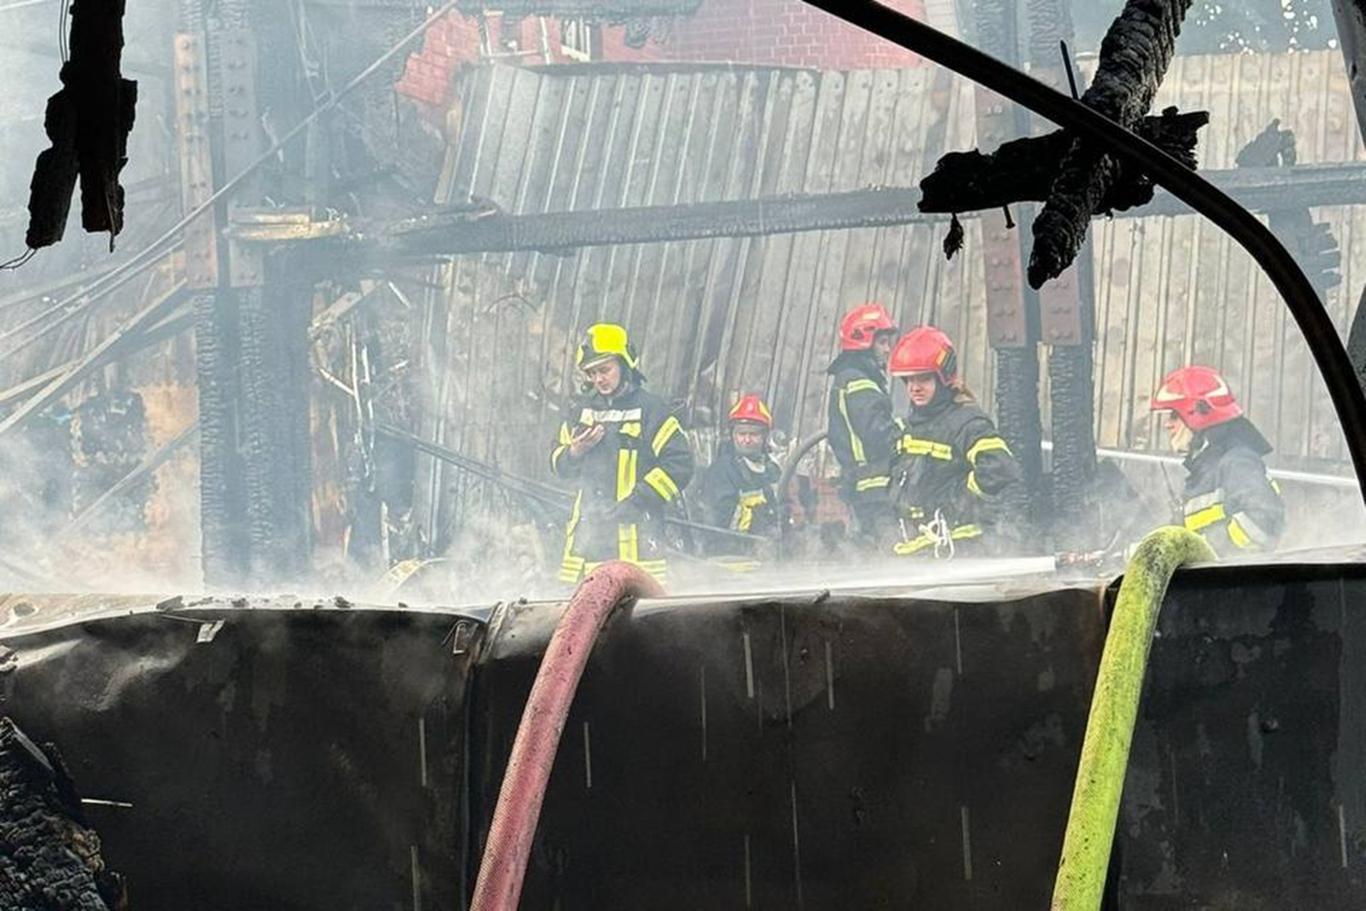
[471,585,1108,908]
[1119,562,1366,905]
[7,562,1366,905]
[469,560,1366,909]
[0,603,484,911]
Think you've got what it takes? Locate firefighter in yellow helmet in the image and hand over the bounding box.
[550,323,694,584]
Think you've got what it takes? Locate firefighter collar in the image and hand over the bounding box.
[740,455,769,474]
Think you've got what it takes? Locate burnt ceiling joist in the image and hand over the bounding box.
[371,188,926,256]
[308,164,1366,260]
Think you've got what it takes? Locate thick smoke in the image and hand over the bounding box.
[0,0,1362,608]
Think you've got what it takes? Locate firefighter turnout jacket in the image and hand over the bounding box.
[1177,417,1284,557]
[699,443,783,543]
[827,350,899,535]
[890,392,1021,557]
[550,381,694,583]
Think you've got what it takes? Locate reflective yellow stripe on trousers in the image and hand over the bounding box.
[617,448,638,501]
[559,492,586,583]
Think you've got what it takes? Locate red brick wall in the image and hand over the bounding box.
[395,12,483,109]
[612,0,926,68]
[396,1,926,112]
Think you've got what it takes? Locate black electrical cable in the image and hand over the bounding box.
[798,0,1366,507]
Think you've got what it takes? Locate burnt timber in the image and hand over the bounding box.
[1028,0,1195,287]
[917,108,1209,219]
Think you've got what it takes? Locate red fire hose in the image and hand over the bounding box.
[469,561,665,911]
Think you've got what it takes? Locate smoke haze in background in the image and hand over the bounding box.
[0,0,1360,604]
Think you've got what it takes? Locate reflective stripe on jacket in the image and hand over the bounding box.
[890,394,1020,556]
[550,382,693,583]
[699,446,782,539]
[1179,419,1284,558]
[826,351,897,506]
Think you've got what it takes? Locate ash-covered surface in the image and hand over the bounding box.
[0,718,125,911]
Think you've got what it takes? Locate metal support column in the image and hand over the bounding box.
[974,0,1045,533]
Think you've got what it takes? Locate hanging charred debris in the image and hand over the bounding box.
[1236,119,1343,297]
[921,108,1207,224]
[921,0,1203,288]
[0,718,128,911]
[22,0,137,256]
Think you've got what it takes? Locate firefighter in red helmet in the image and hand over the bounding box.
[699,394,784,562]
[826,303,900,544]
[1149,365,1284,557]
[549,323,694,584]
[887,326,1021,557]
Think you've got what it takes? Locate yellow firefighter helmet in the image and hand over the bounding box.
[575,323,640,371]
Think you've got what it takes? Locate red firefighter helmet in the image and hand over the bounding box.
[1151,365,1243,431]
[728,394,773,428]
[889,326,958,385]
[838,303,897,352]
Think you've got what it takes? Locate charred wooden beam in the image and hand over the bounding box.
[372,188,927,256]
[1027,0,1193,288]
[1236,120,1341,297]
[235,165,1366,264]
[1028,0,1103,553]
[0,281,187,439]
[24,0,137,252]
[1140,163,1366,215]
[919,108,1208,216]
[969,0,1046,533]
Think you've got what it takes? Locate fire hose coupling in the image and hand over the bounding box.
[1050,526,1215,911]
[470,561,664,911]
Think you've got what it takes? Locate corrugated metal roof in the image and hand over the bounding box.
[418,50,1366,520]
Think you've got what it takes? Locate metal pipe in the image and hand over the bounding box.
[798,0,1366,508]
[1041,440,1361,489]
[1050,526,1215,910]
[469,561,664,911]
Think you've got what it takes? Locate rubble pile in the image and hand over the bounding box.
[0,718,126,911]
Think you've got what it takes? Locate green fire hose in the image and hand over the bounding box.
[1050,526,1216,911]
